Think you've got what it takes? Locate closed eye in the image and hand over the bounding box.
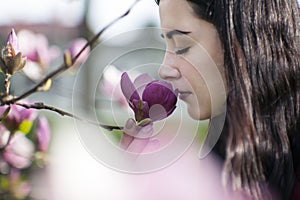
[175,47,191,55]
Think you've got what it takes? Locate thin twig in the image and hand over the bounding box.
[3,0,140,105]
[15,102,123,131]
[4,74,11,96]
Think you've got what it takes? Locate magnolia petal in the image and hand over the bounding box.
[133,73,154,97]
[148,104,168,121]
[67,38,89,66]
[17,29,60,66]
[120,72,140,102]
[142,80,177,120]
[101,65,128,107]
[3,132,34,169]
[36,116,51,151]
[0,125,10,147]
[142,81,177,107]
[11,103,36,122]
[7,29,20,54]
[22,61,44,81]
[166,105,177,117]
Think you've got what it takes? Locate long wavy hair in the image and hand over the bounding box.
[156,0,300,199]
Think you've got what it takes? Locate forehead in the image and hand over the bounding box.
[159,0,199,29]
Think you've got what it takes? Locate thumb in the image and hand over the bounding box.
[120,118,136,149]
[126,124,154,153]
[123,118,137,136]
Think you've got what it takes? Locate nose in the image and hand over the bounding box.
[158,51,181,80]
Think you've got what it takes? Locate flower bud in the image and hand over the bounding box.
[1,29,26,75]
[7,29,20,54]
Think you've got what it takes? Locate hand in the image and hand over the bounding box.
[120,118,159,153]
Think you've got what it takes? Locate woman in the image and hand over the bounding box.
[123,0,300,199]
[122,0,300,199]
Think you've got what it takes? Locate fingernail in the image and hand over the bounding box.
[140,125,153,136]
[125,119,134,129]
[150,138,160,147]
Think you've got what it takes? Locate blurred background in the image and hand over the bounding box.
[0,0,216,199]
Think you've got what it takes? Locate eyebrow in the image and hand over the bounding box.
[161,30,191,39]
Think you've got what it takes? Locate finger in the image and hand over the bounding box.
[123,118,136,136]
[142,138,160,153]
[126,125,154,153]
[126,138,150,153]
[120,133,134,150]
[134,124,153,139]
[120,118,136,149]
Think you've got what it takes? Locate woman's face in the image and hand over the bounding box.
[158,0,225,120]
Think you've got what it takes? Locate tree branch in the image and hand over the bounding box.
[3,0,141,105]
[16,102,123,131]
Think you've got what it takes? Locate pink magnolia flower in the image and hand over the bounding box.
[3,132,34,169]
[18,29,59,66]
[120,72,178,122]
[36,116,51,152]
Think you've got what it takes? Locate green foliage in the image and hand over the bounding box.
[18,120,33,135]
[109,129,123,143]
[0,176,9,190]
[197,121,209,144]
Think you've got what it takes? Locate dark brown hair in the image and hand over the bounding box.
[156,0,300,199]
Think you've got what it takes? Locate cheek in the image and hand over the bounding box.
[179,54,214,119]
[180,64,212,120]
[193,76,212,120]
[186,89,212,120]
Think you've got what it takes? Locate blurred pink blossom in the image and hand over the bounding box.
[100,65,128,107]
[3,132,34,169]
[18,29,59,66]
[36,116,51,152]
[0,125,10,148]
[66,37,90,67]
[17,29,60,80]
[0,103,36,132]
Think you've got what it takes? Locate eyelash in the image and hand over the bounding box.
[175,47,191,55]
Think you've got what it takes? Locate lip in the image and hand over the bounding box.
[178,91,192,100]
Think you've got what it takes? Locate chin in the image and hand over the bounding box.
[187,106,211,120]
